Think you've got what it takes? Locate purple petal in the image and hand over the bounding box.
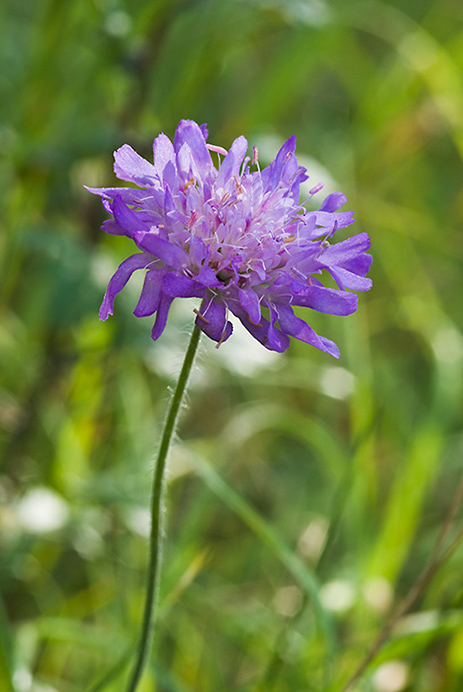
[227,303,280,352]
[175,143,193,181]
[133,270,164,317]
[275,304,340,357]
[329,252,373,289]
[99,253,150,320]
[111,196,147,238]
[161,160,178,188]
[309,210,355,234]
[262,136,297,191]
[319,193,347,212]
[163,185,188,230]
[85,186,147,205]
[195,264,222,288]
[101,219,126,236]
[215,136,248,188]
[343,252,373,277]
[291,284,358,315]
[152,133,176,175]
[323,232,370,260]
[289,165,308,202]
[151,294,173,341]
[102,198,113,214]
[163,273,205,298]
[196,298,233,344]
[134,231,189,267]
[328,267,373,291]
[188,236,206,265]
[267,302,292,352]
[200,123,208,140]
[174,120,213,177]
[238,287,261,324]
[113,144,158,186]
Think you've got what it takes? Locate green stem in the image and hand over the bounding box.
[125,323,201,692]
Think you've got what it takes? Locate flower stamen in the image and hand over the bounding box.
[184,176,196,191]
[193,308,210,324]
[207,143,228,156]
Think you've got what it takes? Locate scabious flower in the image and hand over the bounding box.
[88,119,372,357]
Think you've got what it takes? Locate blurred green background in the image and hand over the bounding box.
[1,0,463,690]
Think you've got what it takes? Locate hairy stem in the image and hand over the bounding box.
[125,323,201,692]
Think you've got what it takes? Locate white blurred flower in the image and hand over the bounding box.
[319,366,355,399]
[297,516,329,561]
[123,507,151,538]
[16,487,69,534]
[272,585,303,617]
[372,660,410,692]
[320,579,356,613]
[363,576,394,613]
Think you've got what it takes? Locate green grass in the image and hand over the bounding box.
[2,0,463,690]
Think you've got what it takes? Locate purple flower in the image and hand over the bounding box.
[88,120,372,357]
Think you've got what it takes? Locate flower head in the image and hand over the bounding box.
[88,120,372,356]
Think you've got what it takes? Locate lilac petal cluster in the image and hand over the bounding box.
[88,120,372,357]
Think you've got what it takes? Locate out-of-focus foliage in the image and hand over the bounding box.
[1,0,463,690]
